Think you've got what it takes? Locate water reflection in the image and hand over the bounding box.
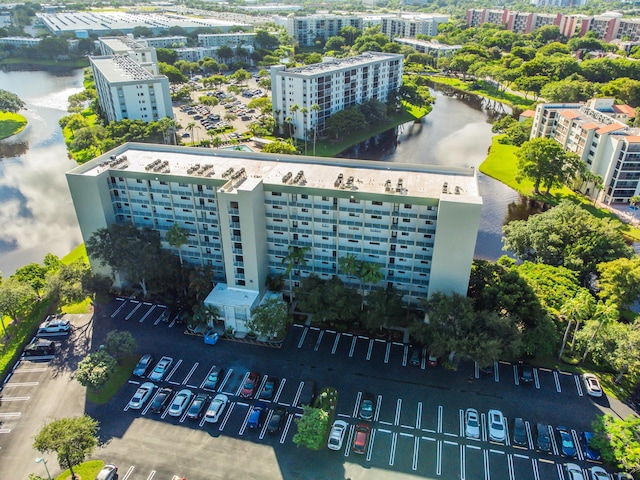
[0,69,84,275]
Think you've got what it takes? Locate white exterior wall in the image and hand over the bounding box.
[198,33,256,47]
[66,144,481,307]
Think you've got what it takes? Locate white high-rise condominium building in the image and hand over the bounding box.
[271,52,404,140]
[98,36,159,74]
[286,14,363,47]
[66,143,482,330]
[380,13,450,39]
[90,55,173,123]
[531,98,640,204]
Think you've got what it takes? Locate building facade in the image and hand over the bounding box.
[380,14,450,39]
[174,45,254,63]
[0,36,41,48]
[286,14,363,47]
[90,55,173,123]
[198,32,256,47]
[531,98,640,204]
[66,143,482,329]
[139,36,188,48]
[271,52,403,140]
[394,38,461,58]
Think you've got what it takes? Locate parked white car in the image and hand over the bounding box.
[465,408,480,439]
[204,394,228,423]
[169,389,193,417]
[589,466,609,480]
[38,317,71,334]
[128,382,156,410]
[327,420,348,451]
[565,463,585,480]
[149,356,173,382]
[488,409,506,442]
[583,373,603,397]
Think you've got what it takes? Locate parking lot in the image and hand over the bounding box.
[0,297,633,480]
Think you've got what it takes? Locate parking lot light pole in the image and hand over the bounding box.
[35,457,52,480]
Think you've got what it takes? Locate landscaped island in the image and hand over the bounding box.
[0,89,26,139]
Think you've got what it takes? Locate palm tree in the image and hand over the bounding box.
[157,117,176,145]
[166,223,188,266]
[300,106,308,154]
[559,290,595,357]
[289,103,299,144]
[284,116,293,139]
[581,300,618,363]
[339,254,361,287]
[310,103,320,155]
[186,122,196,143]
[282,245,310,301]
[359,261,383,309]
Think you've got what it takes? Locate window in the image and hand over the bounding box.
[234,242,242,249]
[236,255,243,262]
[272,192,282,196]
[372,201,383,206]
[404,204,411,209]
[230,201,239,209]
[403,218,410,223]
[231,215,240,223]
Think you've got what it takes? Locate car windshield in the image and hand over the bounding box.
[244,380,254,389]
[562,437,573,447]
[493,422,504,430]
[362,401,373,412]
[154,366,163,373]
[208,373,217,381]
[468,418,478,427]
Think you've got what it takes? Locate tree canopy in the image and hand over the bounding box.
[516,138,583,194]
[0,89,25,113]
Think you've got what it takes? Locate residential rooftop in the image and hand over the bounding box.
[90,55,153,82]
[70,143,479,199]
[278,52,403,77]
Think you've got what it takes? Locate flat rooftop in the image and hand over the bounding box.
[279,52,402,76]
[100,36,148,51]
[69,143,479,200]
[37,12,248,34]
[90,55,154,82]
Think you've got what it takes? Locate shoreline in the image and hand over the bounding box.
[0,111,27,140]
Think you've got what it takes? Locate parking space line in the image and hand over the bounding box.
[574,375,584,396]
[164,359,182,383]
[525,421,534,449]
[153,307,168,325]
[331,333,341,355]
[0,396,29,401]
[437,405,443,433]
[394,398,401,426]
[292,381,305,407]
[352,392,363,417]
[0,412,20,418]
[378,428,392,433]
[389,432,398,466]
[475,361,480,379]
[421,346,427,369]
[384,343,391,363]
[146,471,156,480]
[459,409,465,437]
[483,450,491,480]
[379,420,392,425]
[179,397,195,423]
[297,327,308,349]
[292,324,303,328]
[366,339,373,360]
[508,453,516,480]
[374,394,383,421]
[0,428,11,433]
[412,435,420,471]
[218,402,236,431]
[182,362,199,385]
[236,372,250,397]
[481,413,487,442]
[310,326,319,331]
[504,417,511,446]
[416,401,422,430]
[460,443,466,480]
[392,341,403,346]
[259,410,272,439]
[254,375,269,399]
[513,364,519,386]
[436,440,442,476]
[365,428,376,462]
[348,336,357,358]
[139,304,157,323]
[121,466,135,480]
[3,382,38,387]
[556,463,565,480]
[15,367,47,372]
[402,345,409,366]
[494,361,499,382]
[142,388,161,416]
[273,378,286,403]
[237,405,254,436]
[313,330,324,351]
[572,429,584,460]
[549,425,559,456]
[554,371,562,393]
[125,301,143,320]
[218,368,233,393]
[280,413,293,444]
[533,368,541,389]
[344,424,355,458]
[110,298,126,318]
[532,458,540,480]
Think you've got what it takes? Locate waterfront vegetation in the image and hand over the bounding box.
[0,111,26,139]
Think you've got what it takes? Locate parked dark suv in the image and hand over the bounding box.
[517,361,534,384]
[23,337,56,356]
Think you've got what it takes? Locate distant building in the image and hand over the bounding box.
[198,32,256,48]
[380,13,450,39]
[531,98,640,204]
[66,142,482,319]
[174,44,254,63]
[285,14,363,47]
[271,52,403,140]
[99,36,159,74]
[139,36,188,49]
[394,38,461,58]
[90,55,173,123]
[0,36,41,48]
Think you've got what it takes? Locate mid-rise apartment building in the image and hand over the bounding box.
[0,37,41,48]
[531,98,640,204]
[394,38,461,58]
[66,143,482,331]
[139,36,188,48]
[90,55,173,123]
[98,36,159,74]
[198,33,256,48]
[174,44,254,63]
[286,14,363,47]
[271,52,403,140]
[380,13,450,39]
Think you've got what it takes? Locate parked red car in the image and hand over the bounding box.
[240,372,261,398]
[352,423,371,454]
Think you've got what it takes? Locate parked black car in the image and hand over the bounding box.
[23,337,56,356]
[150,387,174,414]
[203,366,224,391]
[186,393,210,420]
[512,417,527,446]
[536,423,551,452]
[359,392,376,421]
[518,361,534,384]
[298,380,316,406]
[260,377,278,400]
[267,408,286,434]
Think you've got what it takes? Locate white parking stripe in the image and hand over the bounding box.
[344,424,355,458]
[352,392,363,418]
[525,421,534,449]
[436,440,443,476]
[273,378,286,403]
[412,436,420,471]
[237,405,254,436]
[182,362,199,385]
[146,471,156,480]
[164,359,182,383]
[365,428,376,462]
[366,339,373,360]
[394,398,401,426]
[421,346,427,369]
[236,372,250,397]
[532,458,540,480]
[384,343,391,363]
[460,443,466,480]
[292,381,305,407]
[494,361,499,382]
[402,345,408,366]
[0,412,21,418]
[218,402,236,432]
[0,428,11,433]
[572,429,584,460]
[254,375,269,399]
[437,405,443,433]
[549,425,559,456]
[554,371,562,393]
[389,432,398,466]
[0,396,29,401]
[280,413,293,444]
[574,375,584,396]
[121,466,135,480]
[297,327,308,349]
[459,409,465,437]
[475,361,480,379]
[218,368,233,393]
[348,336,357,358]
[508,453,516,480]
[416,402,422,430]
[110,298,126,318]
[3,382,38,387]
[374,394,383,422]
[484,450,490,480]
[513,364,519,386]
[533,368,541,389]
[126,301,143,320]
[15,367,47,372]
[259,410,272,439]
[139,304,156,323]
[331,333,341,354]
[313,330,324,351]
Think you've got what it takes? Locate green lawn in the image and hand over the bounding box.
[429,76,536,111]
[54,459,105,480]
[480,135,640,242]
[0,111,27,139]
[87,355,140,404]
